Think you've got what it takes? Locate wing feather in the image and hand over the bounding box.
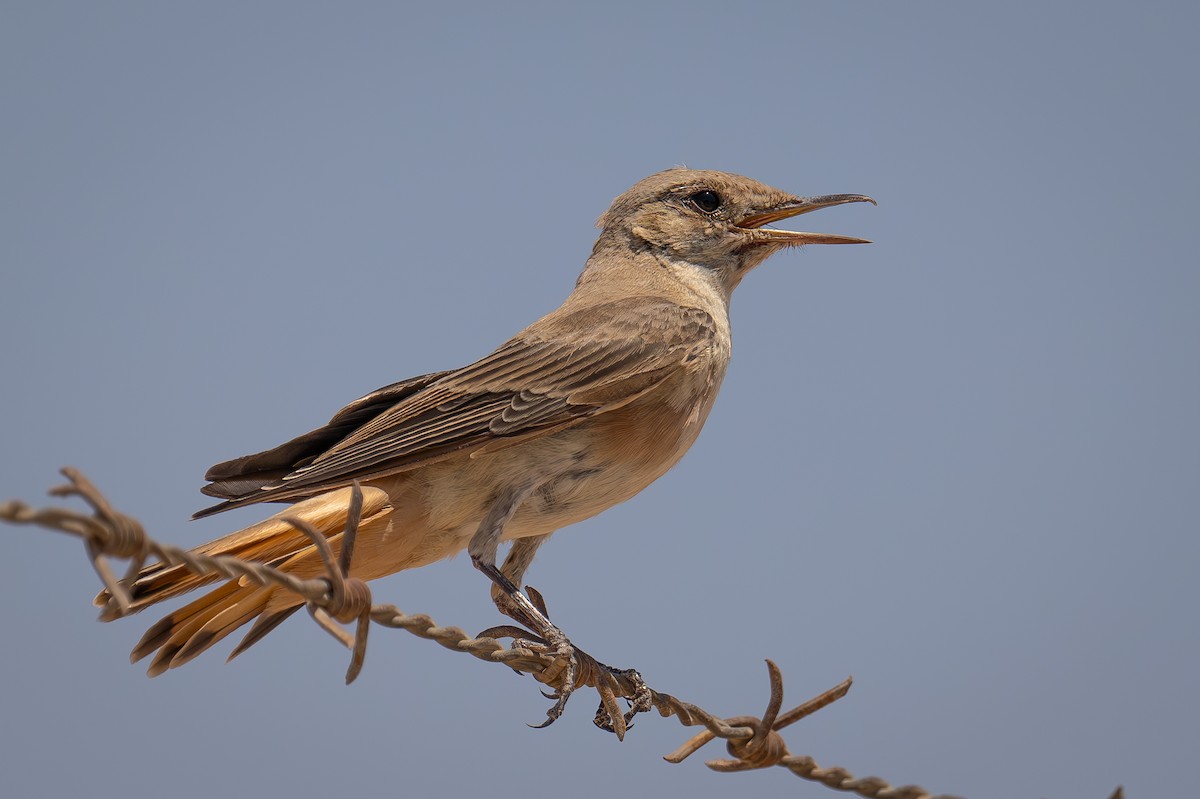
[195,299,717,517]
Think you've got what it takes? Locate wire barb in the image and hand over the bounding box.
[280,481,372,683]
[2,468,1122,799]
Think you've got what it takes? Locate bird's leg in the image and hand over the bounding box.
[491,534,550,624]
[468,489,587,725]
[469,497,648,733]
[467,486,556,636]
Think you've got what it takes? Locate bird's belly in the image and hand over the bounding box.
[396,366,725,562]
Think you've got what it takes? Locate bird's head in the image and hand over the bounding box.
[592,168,874,293]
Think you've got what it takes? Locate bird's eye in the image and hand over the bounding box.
[689,190,722,213]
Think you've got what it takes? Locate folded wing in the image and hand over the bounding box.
[196,298,716,518]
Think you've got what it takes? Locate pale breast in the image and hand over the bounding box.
[503,352,728,537]
[408,307,731,546]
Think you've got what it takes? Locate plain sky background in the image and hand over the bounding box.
[2,3,1196,798]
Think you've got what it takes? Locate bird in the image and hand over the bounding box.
[101,168,874,689]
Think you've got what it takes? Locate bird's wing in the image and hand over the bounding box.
[195,298,716,517]
[199,370,454,502]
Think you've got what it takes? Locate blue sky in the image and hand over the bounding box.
[2,3,1196,798]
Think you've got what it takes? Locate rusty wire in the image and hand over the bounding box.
[2,468,1122,799]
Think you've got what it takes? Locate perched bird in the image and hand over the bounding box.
[104,168,873,685]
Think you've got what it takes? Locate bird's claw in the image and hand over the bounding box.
[591,665,653,736]
[527,625,581,728]
[482,582,649,736]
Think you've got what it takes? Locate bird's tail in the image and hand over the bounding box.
[94,486,393,676]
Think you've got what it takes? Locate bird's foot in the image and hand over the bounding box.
[479,584,652,737]
[589,661,654,737]
[521,624,582,729]
[478,583,583,727]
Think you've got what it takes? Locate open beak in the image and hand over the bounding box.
[738,194,876,245]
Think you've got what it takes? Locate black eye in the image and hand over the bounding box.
[689,189,722,213]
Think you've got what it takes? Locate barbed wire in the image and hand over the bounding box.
[2,467,1123,799]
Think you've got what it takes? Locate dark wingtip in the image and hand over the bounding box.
[192,499,234,520]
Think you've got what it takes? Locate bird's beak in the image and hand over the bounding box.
[737,194,876,245]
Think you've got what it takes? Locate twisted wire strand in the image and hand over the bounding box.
[2,468,1121,799]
